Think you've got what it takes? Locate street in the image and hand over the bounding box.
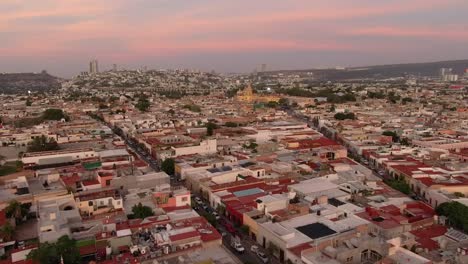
[194,196,281,264]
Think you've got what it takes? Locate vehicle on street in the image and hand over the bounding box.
[250,245,259,253]
[256,251,269,263]
[230,237,245,253]
[194,197,203,205]
[212,212,220,220]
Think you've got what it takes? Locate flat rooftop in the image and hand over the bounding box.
[296,223,337,239]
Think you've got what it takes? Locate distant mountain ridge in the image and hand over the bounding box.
[0,71,61,94]
[261,59,468,81]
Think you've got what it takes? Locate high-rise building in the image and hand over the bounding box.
[113,64,117,71]
[439,68,452,78]
[439,68,458,82]
[261,64,267,72]
[89,59,99,74]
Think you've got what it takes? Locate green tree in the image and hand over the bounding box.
[161,158,175,175]
[240,225,250,234]
[225,122,239,127]
[131,203,154,219]
[278,98,289,106]
[205,122,218,136]
[135,98,150,112]
[5,200,29,224]
[334,112,355,120]
[0,221,14,241]
[436,202,468,232]
[28,235,80,264]
[382,131,399,142]
[266,101,279,108]
[183,104,201,112]
[42,109,68,121]
[27,135,60,152]
[384,178,411,195]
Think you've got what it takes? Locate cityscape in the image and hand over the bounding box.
[1,1,468,264]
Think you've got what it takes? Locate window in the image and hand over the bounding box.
[182,197,188,202]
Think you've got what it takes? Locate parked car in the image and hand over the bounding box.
[230,237,245,253]
[250,245,259,253]
[212,212,220,220]
[256,251,269,263]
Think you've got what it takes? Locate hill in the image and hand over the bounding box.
[0,71,61,94]
[261,59,468,81]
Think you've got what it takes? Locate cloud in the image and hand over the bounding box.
[0,0,467,76]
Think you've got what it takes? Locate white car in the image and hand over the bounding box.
[232,242,245,253]
[256,251,269,263]
[250,245,259,253]
[212,212,221,220]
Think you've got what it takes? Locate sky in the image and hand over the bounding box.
[1,0,468,77]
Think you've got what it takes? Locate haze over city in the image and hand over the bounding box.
[1,0,468,77]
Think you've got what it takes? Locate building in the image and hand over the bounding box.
[37,194,81,243]
[236,84,280,103]
[89,59,99,74]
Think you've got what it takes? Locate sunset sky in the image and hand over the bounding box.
[1,0,468,77]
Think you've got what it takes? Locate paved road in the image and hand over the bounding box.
[194,197,280,264]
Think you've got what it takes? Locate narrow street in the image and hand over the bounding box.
[195,197,281,264]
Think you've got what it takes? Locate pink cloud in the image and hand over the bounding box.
[348,26,468,40]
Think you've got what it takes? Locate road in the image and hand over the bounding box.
[194,197,281,264]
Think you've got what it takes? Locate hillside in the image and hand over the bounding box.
[0,71,61,94]
[261,59,468,81]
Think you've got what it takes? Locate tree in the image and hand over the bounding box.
[225,122,239,127]
[183,104,201,112]
[135,98,150,112]
[266,101,279,108]
[42,109,68,121]
[28,235,80,264]
[240,225,250,234]
[27,135,60,152]
[26,99,32,106]
[382,131,399,142]
[334,112,355,120]
[436,202,468,233]
[131,203,154,219]
[0,222,14,241]
[278,98,289,106]
[5,200,29,224]
[384,178,411,195]
[161,158,175,175]
[205,122,218,136]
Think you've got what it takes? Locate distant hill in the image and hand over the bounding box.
[0,71,61,94]
[262,59,468,81]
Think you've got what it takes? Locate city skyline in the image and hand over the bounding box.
[1,0,468,77]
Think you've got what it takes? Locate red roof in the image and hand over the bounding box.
[0,210,7,227]
[82,179,100,186]
[410,225,447,250]
[79,244,96,256]
[169,230,200,242]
